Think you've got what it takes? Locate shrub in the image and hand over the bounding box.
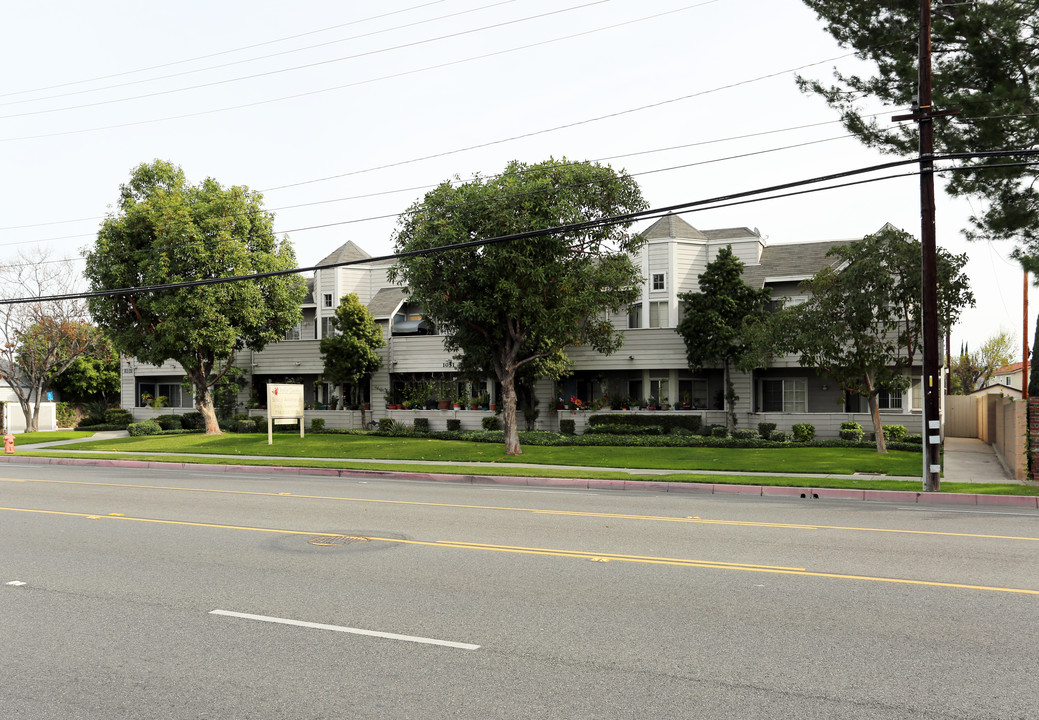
[904,433,922,444]
[882,424,908,441]
[559,418,576,435]
[482,416,502,431]
[839,421,863,441]
[154,414,185,431]
[378,418,395,432]
[585,423,664,436]
[668,426,694,437]
[104,408,134,426]
[310,418,326,432]
[413,418,430,433]
[711,426,729,438]
[792,423,815,442]
[180,412,205,430]
[56,402,76,428]
[127,419,161,436]
[446,418,461,431]
[757,422,776,440]
[234,419,258,433]
[733,429,758,440]
[587,414,702,433]
[770,430,789,442]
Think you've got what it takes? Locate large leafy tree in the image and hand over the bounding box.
[782,227,974,452]
[47,327,120,404]
[800,0,1039,262]
[389,158,648,455]
[0,252,101,432]
[320,293,385,426]
[85,160,307,434]
[676,246,774,431]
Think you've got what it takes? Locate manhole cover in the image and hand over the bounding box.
[308,535,371,547]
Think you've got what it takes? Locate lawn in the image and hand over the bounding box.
[8,430,97,444]
[46,432,922,476]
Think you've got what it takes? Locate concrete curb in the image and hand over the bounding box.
[2,454,1036,508]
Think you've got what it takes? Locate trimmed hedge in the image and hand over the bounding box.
[585,423,664,436]
[310,418,326,432]
[587,414,703,433]
[127,419,162,436]
[559,419,576,435]
[154,414,185,431]
[105,408,134,426]
[792,423,815,442]
[482,416,502,431]
[181,412,206,430]
[446,419,461,432]
[413,418,430,433]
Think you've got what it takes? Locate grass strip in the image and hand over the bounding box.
[56,433,922,475]
[14,450,1038,495]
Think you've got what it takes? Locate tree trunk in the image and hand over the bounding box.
[723,360,737,432]
[190,373,221,434]
[501,365,521,455]
[15,396,38,433]
[864,372,886,453]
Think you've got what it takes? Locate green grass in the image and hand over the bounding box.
[7,430,97,444]
[13,449,1039,496]
[46,432,923,476]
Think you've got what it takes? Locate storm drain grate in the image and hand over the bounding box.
[308,535,371,547]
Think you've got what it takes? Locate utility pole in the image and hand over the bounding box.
[1025,271,1030,399]
[892,0,958,492]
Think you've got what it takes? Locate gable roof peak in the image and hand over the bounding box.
[316,240,371,267]
[640,213,707,240]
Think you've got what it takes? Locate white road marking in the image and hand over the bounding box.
[209,609,480,650]
[5,580,26,586]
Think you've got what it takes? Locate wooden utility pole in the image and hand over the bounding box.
[893,0,957,492]
[1025,271,1030,399]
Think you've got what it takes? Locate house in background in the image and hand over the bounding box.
[119,214,930,438]
[985,361,1028,393]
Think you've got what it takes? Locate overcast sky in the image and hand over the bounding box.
[1,0,1032,360]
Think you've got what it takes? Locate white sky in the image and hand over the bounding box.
[1,0,1033,361]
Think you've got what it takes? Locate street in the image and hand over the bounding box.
[2,462,1038,719]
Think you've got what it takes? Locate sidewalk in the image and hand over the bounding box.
[942,437,1016,483]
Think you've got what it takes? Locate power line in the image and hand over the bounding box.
[0,1,610,121]
[0,0,450,100]
[0,1,521,108]
[0,2,812,144]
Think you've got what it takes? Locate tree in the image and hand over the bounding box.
[320,293,385,427]
[84,160,306,434]
[783,227,974,452]
[800,1,1039,263]
[0,252,101,432]
[48,329,120,404]
[676,246,774,431]
[389,158,648,455]
[950,330,1015,394]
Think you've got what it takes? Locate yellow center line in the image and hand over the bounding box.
[3,476,1038,542]
[2,504,1038,596]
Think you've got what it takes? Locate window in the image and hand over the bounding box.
[878,388,903,410]
[649,301,668,328]
[760,378,806,413]
[911,379,922,411]
[628,378,643,401]
[678,378,708,409]
[322,293,333,308]
[628,303,642,329]
[136,379,192,408]
[651,273,666,291]
[649,374,669,403]
[283,322,302,341]
[321,317,338,337]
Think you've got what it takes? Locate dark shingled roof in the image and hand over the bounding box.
[703,227,760,241]
[367,287,408,320]
[741,240,854,289]
[640,214,707,240]
[316,240,372,268]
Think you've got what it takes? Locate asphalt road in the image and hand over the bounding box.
[2,463,1038,719]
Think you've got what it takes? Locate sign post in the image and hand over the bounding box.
[266,383,304,445]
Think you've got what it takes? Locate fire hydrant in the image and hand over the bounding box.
[3,432,14,455]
